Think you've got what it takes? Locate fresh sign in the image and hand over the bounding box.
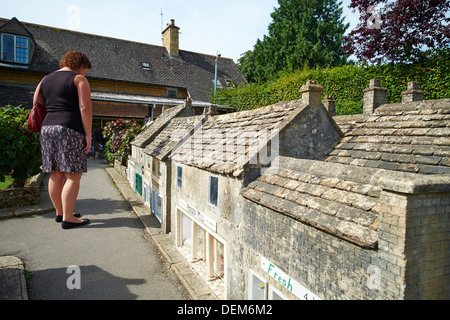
[261,256,321,300]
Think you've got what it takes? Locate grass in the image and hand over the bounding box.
[0,176,14,190]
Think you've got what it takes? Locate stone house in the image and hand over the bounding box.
[239,81,450,300]
[127,79,449,300]
[0,16,246,146]
[168,81,343,299]
[129,100,203,233]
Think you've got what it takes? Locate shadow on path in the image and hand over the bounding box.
[29,265,146,300]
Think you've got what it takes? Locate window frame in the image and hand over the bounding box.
[167,89,178,98]
[1,33,29,64]
[177,166,183,189]
[209,176,218,207]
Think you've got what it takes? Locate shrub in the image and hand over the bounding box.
[103,119,142,164]
[0,105,42,187]
[213,48,450,115]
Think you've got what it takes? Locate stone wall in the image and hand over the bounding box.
[0,172,44,209]
[229,171,450,300]
[377,174,450,299]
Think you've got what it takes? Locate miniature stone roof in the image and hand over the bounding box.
[242,157,381,248]
[171,81,344,178]
[170,99,303,177]
[242,156,450,249]
[144,115,204,161]
[131,102,195,148]
[242,95,450,248]
[326,99,450,175]
[333,114,365,134]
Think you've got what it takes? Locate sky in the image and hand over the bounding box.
[0,0,360,62]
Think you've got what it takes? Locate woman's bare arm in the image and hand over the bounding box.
[74,75,92,155]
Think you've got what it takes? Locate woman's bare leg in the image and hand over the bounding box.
[48,171,65,216]
[61,172,84,223]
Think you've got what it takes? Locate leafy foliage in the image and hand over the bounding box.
[103,119,142,164]
[214,48,450,115]
[238,0,349,83]
[343,0,450,63]
[0,105,42,187]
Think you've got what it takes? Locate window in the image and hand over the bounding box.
[141,62,150,70]
[167,89,177,98]
[143,182,150,207]
[178,211,226,285]
[248,271,267,300]
[177,166,182,189]
[1,34,29,64]
[151,190,162,222]
[248,270,289,300]
[152,158,162,177]
[209,176,218,207]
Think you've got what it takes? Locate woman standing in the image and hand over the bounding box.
[34,51,92,229]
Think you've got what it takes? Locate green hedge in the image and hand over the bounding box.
[213,49,450,115]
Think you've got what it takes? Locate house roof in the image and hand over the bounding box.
[131,102,194,148]
[326,99,450,175]
[242,98,450,248]
[242,157,381,248]
[170,99,308,177]
[0,17,247,102]
[144,115,204,161]
[0,17,34,39]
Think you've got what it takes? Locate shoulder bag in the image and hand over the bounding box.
[27,85,47,132]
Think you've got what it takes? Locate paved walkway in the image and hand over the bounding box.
[0,159,217,300]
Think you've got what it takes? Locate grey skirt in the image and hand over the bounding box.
[40,125,87,173]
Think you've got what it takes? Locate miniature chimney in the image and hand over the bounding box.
[402,81,423,103]
[363,78,387,116]
[323,95,336,116]
[300,80,323,108]
[162,19,180,56]
[207,104,219,116]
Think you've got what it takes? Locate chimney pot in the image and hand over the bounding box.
[402,81,423,103]
[207,104,219,116]
[300,80,323,107]
[363,78,387,116]
[323,95,336,116]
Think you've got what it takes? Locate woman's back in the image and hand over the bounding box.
[40,70,84,134]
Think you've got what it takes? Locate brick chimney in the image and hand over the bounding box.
[402,81,424,103]
[363,78,387,116]
[300,80,323,108]
[162,19,180,56]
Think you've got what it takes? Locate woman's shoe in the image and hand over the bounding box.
[56,213,81,223]
[62,219,90,230]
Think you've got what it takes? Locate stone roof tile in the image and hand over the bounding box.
[171,99,306,176]
[326,99,450,174]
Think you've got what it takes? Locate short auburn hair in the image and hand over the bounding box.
[59,51,92,70]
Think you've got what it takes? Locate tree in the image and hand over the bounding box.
[238,0,349,83]
[0,106,42,187]
[343,0,450,64]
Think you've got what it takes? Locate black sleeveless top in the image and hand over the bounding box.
[40,71,85,134]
